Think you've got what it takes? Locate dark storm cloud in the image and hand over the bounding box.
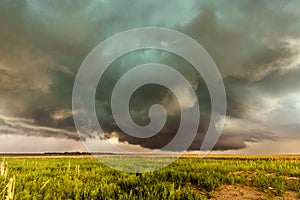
[180,0,300,81]
[0,0,300,152]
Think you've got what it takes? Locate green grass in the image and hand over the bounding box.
[0,156,299,199]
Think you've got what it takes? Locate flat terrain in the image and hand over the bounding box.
[0,155,299,199]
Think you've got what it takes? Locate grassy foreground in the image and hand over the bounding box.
[0,155,299,199]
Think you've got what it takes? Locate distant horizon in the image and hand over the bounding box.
[1,152,300,156]
[0,134,300,155]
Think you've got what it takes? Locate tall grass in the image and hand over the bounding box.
[5,176,15,200]
[1,160,15,200]
[0,156,299,199]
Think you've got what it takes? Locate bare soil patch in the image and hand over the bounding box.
[210,185,299,200]
[274,191,299,200]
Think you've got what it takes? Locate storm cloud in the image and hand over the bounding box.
[0,0,300,152]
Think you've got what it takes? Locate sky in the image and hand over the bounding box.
[0,0,300,154]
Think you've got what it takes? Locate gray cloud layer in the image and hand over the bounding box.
[0,0,300,152]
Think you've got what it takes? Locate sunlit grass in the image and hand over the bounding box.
[0,155,299,199]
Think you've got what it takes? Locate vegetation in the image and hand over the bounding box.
[0,155,299,199]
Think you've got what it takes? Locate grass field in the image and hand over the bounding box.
[0,155,299,199]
